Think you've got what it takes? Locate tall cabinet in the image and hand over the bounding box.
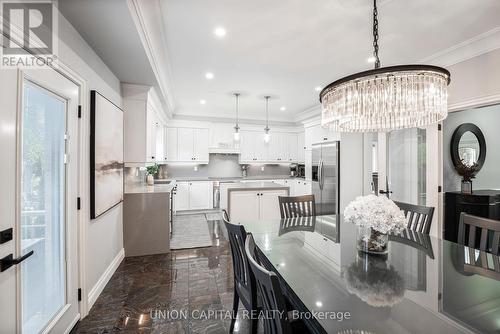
[123,84,167,163]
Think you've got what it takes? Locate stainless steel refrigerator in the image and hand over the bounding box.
[312,141,339,215]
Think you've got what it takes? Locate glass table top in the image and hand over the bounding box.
[239,215,500,334]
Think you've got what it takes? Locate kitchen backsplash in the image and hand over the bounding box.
[124,154,291,184]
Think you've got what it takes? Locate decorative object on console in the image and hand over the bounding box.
[344,253,405,307]
[450,123,486,194]
[146,163,159,186]
[90,90,124,219]
[320,0,450,132]
[344,195,406,254]
[455,161,479,194]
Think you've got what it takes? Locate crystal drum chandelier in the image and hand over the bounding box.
[320,0,450,132]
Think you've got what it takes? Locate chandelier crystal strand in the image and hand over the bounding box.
[320,0,450,132]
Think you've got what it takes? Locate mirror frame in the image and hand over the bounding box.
[450,123,486,172]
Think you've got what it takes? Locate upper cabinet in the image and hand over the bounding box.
[166,127,209,163]
[305,124,340,149]
[297,132,305,163]
[240,130,301,164]
[123,84,168,163]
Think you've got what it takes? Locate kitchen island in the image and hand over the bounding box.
[226,182,289,222]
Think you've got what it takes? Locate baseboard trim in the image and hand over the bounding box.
[64,313,81,334]
[87,248,124,310]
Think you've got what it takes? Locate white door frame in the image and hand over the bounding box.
[16,67,80,333]
[377,124,441,237]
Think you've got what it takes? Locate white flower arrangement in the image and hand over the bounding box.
[344,195,407,234]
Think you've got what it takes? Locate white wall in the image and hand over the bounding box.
[448,48,500,110]
[57,13,124,311]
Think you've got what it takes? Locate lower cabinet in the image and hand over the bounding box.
[174,181,212,211]
[229,189,288,222]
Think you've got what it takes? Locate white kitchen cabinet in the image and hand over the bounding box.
[194,128,209,161]
[287,133,298,162]
[230,191,261,221]
[165,127,178,161]
[295,180,312,196]
[173,127,209,163]
[174,181,213,211]
[177,128,195,161]
[230,189,288,222]
[260,190,287,220]
[189,181,212,210]
[174,182,190,211]
[297,132,305,163]
[123,84,167,163]
[240,131,268,163]
[305,124,340,147]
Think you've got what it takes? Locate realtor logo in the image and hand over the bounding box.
[1,0,57,68]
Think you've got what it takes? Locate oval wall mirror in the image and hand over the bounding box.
[451,123,486,172]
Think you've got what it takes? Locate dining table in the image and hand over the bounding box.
[239,215,500,334]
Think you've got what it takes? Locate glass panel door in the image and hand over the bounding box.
[387,128,427,205]
[20,81,67,334]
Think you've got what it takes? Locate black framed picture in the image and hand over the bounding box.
[90,90,124,219]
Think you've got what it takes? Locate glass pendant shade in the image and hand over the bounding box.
[233,128,240,142]
[320,65,450,132]
[263,130,270,143]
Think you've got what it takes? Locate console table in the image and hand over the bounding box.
[444,190,500,242]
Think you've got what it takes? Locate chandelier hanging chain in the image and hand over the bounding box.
[372,0,380,69]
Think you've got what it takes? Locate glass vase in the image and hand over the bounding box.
[356,227,389,255]
[461,180,472,194]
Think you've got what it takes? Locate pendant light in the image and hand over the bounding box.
[233,93,240,142]
[320,0,451,132]
[263,96,271,143]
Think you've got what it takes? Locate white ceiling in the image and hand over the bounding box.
[161,0,500,122]
[59,0,157,86]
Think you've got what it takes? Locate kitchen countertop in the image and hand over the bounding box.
[124,181,177,194]
[226,181,290,191]
[155,175,304,182]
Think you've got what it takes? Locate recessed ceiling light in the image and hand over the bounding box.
[280,106,286,111]
[205,72,214,80]
[214,27,226,37]
[200,99,206,105]
[316,301,323,307]
[315,86,322,92]
[367,56,377,63]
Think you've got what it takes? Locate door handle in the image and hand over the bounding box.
[0,250,34,272]
[379,189,393,198]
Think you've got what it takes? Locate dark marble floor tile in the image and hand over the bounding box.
[188,276,219,297]
[188,319,226,334]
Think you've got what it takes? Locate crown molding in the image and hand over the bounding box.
[127,0,175,119]
[448,92,500,113]
[173,113,298,127]
[420,26,500,67]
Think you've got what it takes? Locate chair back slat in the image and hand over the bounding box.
[394,201,435,235]
[245,234,292,334]
[222,209,257,310]
[458,213,500,255]
[278,195,316,219]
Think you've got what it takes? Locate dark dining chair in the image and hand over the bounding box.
[278,216,316,236]
[394,201,434,234]
[278,195,316,219]
[458,213,500,255]
[222,210,259,334]
[245,234,309,334]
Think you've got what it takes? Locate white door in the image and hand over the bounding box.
[165,127,178,162]
[0,68,80,333]
[174,182,190,211]
[297,133,305,162]
[177,128,194,161]
[189,182,211,210]
[146,109,157,162]
[193,128,209,162]
[377,124,440,236]
[155,124,165,162]
[260,190,288,220]
[229,192,260,222]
